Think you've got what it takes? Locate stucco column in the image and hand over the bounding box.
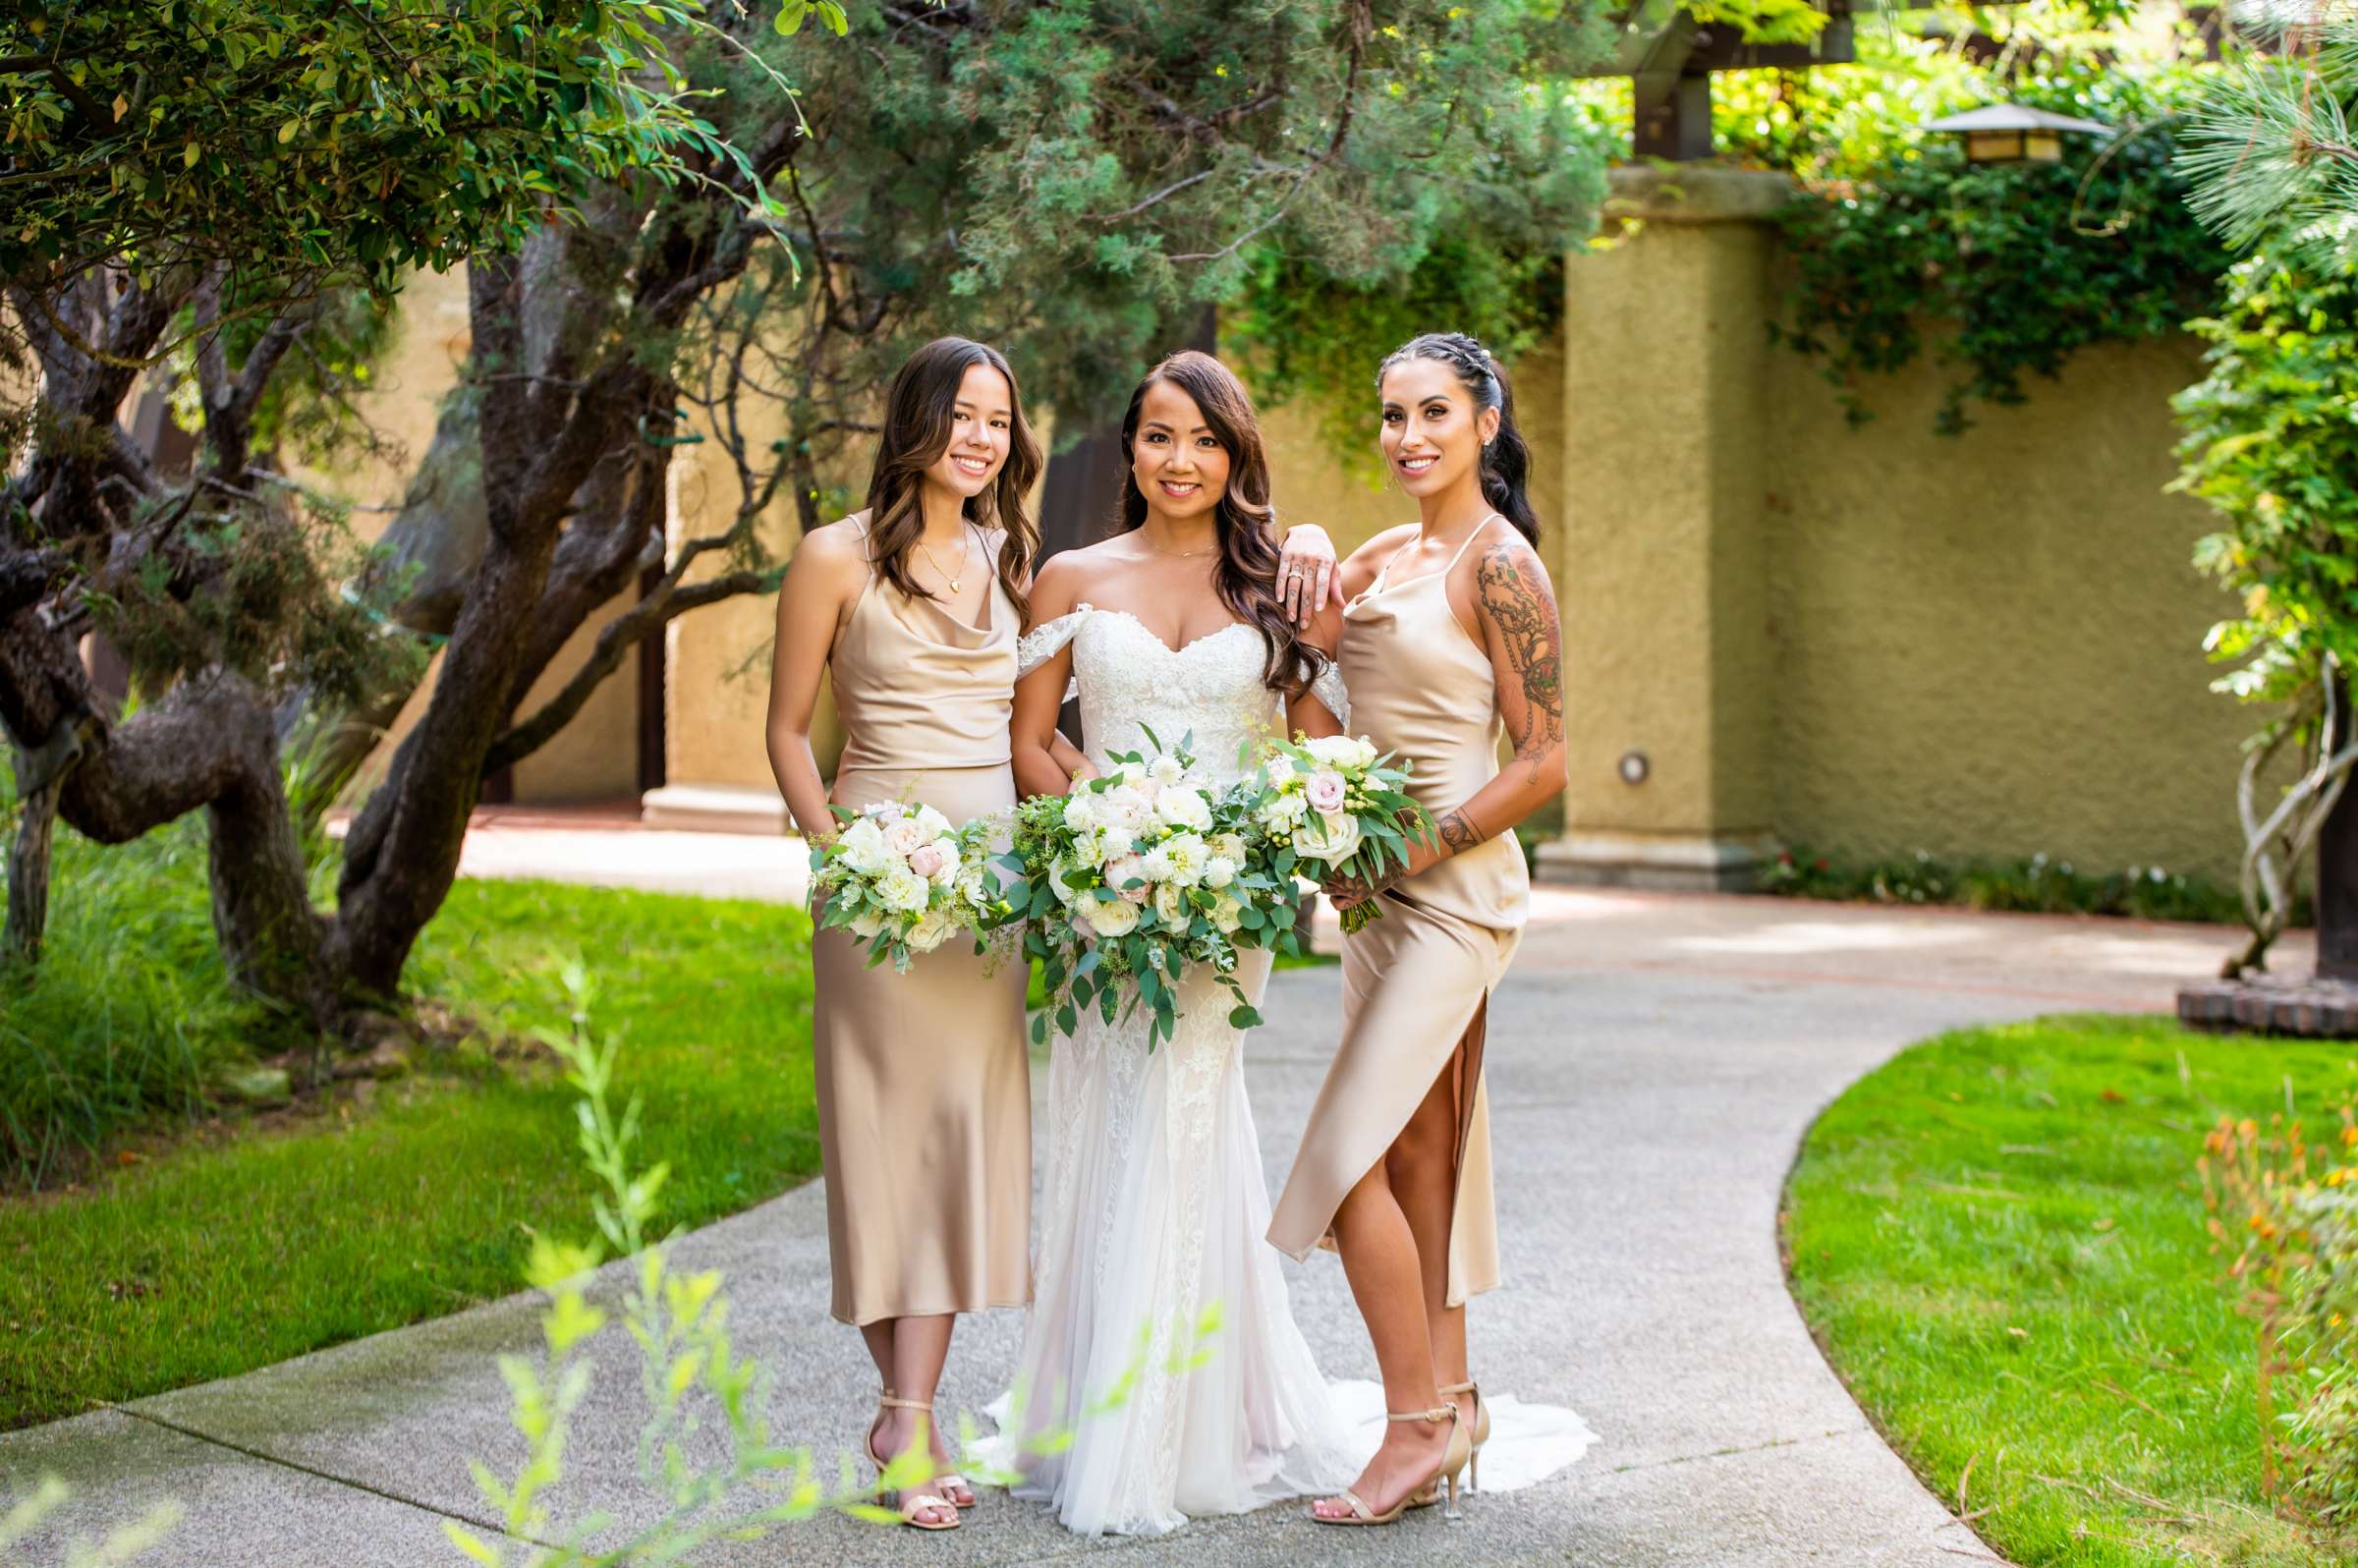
[1538,165,1792,892]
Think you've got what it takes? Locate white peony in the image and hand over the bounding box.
[907,907,958,953]
[1292,811,1365,866]
[877,864,932,915]
[1154,786,1212,832]
[1258,790,1309,831]
[1149,755,1186,787]
[1151,881,1188,926]
[1203,854,1237,890]
[1305,734,1377,770]
[836,816,890,875]
[912,804,953,840]
[1083,896,1141,938]
[1113,759,1149,788]
[880,816,926,860]
[1102,784,1155,835]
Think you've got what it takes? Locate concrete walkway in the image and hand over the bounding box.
[6,826,2291,1567]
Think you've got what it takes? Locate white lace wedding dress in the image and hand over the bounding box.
[972,604,1361,1536]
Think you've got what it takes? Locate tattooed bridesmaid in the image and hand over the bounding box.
[1268,332,1570,1527]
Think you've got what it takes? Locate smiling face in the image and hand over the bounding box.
[1130,376,1232,523]
[922,362,1015,501]
[1378,357,1499,500]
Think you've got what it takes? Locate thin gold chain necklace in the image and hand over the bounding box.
[916,524,977,593]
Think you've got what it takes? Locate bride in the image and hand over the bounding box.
[982,350,1359,1535]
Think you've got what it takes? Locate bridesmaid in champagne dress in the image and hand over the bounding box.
[1268,333,1570,1527]
[765,337,1052,1532]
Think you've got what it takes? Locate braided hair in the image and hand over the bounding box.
[1376,332,1540,543]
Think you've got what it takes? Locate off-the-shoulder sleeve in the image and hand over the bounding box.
[1309,660,1350,729]
[1016,602,1092,700]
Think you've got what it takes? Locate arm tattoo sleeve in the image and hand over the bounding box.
[1476,539,1565,782]
[1437,808,1486,855]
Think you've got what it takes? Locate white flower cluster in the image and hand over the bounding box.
[1253,733,1381,868]
[814,800,987,969]
[1044,756,1252,941]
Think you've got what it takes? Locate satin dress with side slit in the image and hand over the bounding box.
[810,525,1032,1327]
[1268,517,1525,1307]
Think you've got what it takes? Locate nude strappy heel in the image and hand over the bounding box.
[869,1392,963,1531]
[1311,1403,1472,1526]
[1440,1378,1489,1492]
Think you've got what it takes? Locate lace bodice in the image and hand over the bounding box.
[1017,605,1348,783]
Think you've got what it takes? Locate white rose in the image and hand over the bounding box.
[1114,760,1148,788]
[1047,856,1085,908]
[877,864,931,915]
[1211,832,1248,865]
[1149,755,1185,787]
[1292,812,1364,866]
[1083,896,1141,938]
[1203,854,1237,890]
[1154,787,1212,832]
[880,817,926,860]
[848,907,887,939]
[1209,892,1245,933]
[836,816,889,874]
[1152,881,1188,926]
[912,804,953,839]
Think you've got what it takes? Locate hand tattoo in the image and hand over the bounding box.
[1476,538,1564,784]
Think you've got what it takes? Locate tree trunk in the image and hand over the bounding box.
[5,746,56,969]
[2319,680,2358,982]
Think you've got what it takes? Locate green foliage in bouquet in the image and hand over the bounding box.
[1251,734,1432,936]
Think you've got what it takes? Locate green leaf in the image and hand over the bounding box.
[774,0,810,33]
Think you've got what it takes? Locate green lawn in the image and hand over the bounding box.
[1785,1014,2358,1568]
[0,877,818,1431]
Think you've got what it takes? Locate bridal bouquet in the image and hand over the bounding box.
[1243,734,1432,935]
[1003,731,1292,1050]
[811,800,1002,973]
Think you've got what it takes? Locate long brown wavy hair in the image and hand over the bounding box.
[1118,350,1324,696]
[863,337,1044,622]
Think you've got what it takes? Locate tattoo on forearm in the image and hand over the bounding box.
[1476,539,1565,781]
[1438,808,1485,855]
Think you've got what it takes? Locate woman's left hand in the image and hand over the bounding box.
[1276,524,1339,628]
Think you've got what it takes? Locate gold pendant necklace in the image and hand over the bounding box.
[917,526,973,593]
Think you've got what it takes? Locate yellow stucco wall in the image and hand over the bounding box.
[1760,328,2252,881]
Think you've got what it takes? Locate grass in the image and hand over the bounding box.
[0,875,817,1431]
[1783,1014,2358,1567]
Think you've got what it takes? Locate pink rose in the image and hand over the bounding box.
[881,817,926,858]
[1107,855,1151,902]
[908,843,950,880]
[1306,771,1348,814]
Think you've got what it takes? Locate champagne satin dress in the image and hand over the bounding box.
[1269,519,1526,1307]
[811,526,1032,1326]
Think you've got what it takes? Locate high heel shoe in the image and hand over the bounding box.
[1440,1378,1489,1492]
[868,1392,961,1531]
[1310,1403,1472,1526]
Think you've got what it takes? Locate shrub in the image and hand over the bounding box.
[2203,1093,2358,1546]
[1758,845,2263,924]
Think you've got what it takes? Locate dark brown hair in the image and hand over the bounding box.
[1118,350,1324,696]
[1376,331,1540,542]
[863,337,1044,621]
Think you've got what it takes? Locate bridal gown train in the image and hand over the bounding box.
[977,601,1596,1537]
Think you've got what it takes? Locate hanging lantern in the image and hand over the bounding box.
[1922,103,2110,164]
